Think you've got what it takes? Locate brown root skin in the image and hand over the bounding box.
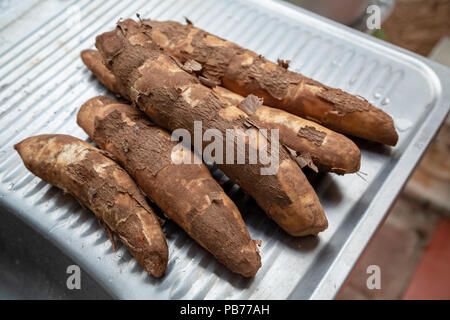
[81,49,360,174]
[212,87,361,174]
[14,134,168,277]
[78,96,261,277]
[146,19,398,146]
[95,19,327,237]
[81,50,121,94]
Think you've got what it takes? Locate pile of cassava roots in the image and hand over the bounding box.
[15,18,398,278]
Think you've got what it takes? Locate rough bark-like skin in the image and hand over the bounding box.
[212,87,361,174]
[81,49,360,174]
[14,134,168,277]
[147,19,398,146]
[95,19,327,236]
[81,50,121,94]
[78,96,261,277]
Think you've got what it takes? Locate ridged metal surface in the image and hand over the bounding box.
[0,0,449,299]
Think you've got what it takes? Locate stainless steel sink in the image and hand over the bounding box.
[283,0,372,25]
[0,204,111,299]
[0,0,449,300]
[281,0,395,30]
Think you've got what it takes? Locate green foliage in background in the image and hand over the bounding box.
[372,28,387,41]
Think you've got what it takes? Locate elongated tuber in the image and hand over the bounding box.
[146,19,398,146]
[81,49,360,174]
[212,86,361,174]
[95,19,328,236]
[80,52,261,275]
[77,96,261,277]
[14,134,168,277]
[81,49,121,94]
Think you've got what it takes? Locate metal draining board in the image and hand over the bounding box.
[0,0,449,300]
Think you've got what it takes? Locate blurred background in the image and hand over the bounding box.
[336,0,450,300]
[308,0,450,300]
[284,0,450,300]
